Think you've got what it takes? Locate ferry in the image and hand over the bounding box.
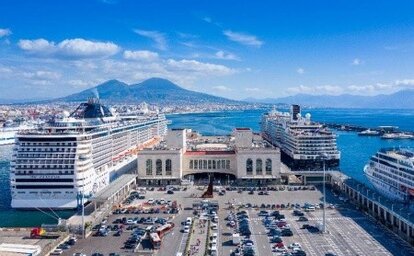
[261,105,340,171]
[0,123,35,146]
[381,133,414,140]
[364,148,414,202]
[10,98,168,209]
[358,129,380,136]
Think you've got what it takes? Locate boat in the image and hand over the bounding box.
[0,123,35,146]
[358,129,380,136]
[10,98,169,209]
[261,105,340,171]
[364,148,414,202]
[381,133,414,140]
[0,128,16,146]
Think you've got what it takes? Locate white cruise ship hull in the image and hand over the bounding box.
[11,198,78,209]
[364,165,407,202]
[11,155,138,209]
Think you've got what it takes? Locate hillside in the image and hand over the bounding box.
[244,90,414,109]
[58,78,239,105]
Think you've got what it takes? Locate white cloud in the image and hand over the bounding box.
[18,38,119,58]
[395,79,414,87]
[347,83,396,94]
[286,85,343,95]
[203,17,213,23]
[68,79,90,88]
[212,85,231,91]
[23,70,61,80]
[30,80,53,86]
[286,81,408,96]
[134,29,167,50]
[215,50,240,61]
[123,50,159,61]
[18,38,55,53]
[0,66,12,73]
[223,30,263,48]
[166,59,236,76]
[57,39,119,58]
[245,87,260,92]
[352,58,361,65]
[177,32,198,39]
[296,68,305,74]
[0,28,12,38]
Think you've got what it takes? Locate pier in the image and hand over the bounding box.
[332,175,414,245]
[322,122,408,133]
[283,170,414,245]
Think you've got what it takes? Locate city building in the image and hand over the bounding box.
[137,128,281,185]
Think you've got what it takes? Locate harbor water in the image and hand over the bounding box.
[1,108,414,227]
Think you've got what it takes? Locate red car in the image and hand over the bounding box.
[273,242,284,248]
[277,222,287,227]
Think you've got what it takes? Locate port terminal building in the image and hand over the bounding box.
[136,128,281,185]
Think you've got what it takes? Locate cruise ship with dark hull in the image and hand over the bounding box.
[10,99,168,209]
[261,105,340,171]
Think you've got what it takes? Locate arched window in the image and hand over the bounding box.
[156,159,162,175]
[256,159,263,175]
[246,158,253,175]
[266,159,272,175]
[166,159,172,176]
[146,159,153,175]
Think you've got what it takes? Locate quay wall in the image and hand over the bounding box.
[330,174,414,245]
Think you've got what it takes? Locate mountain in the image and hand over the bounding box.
[58,78,239,105]
[0,97,53,104]
[244,89,414,109]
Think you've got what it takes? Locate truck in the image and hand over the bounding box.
[156,223,174,238]
[30,228,60,239]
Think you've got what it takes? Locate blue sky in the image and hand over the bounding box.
[1,0,414,100]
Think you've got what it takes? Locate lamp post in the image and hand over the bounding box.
[82,192,85,239]
[320,153,328,233]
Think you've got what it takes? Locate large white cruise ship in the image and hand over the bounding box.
[10,99,168,209]
[261,105,340,171]
[364,148,414,202]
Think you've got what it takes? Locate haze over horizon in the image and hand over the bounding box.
[2,0,414,100]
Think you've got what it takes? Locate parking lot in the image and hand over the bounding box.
[60,185,414,256]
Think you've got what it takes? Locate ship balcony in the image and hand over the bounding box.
[76,162,93,171]
[293,153,340,160]
[76,148,91,154]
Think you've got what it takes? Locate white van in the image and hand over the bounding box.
[209,245,218,256]
[210,233,218,240]
[49,249,63,255]
[305,206,315,212]
[186,217,193,226]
